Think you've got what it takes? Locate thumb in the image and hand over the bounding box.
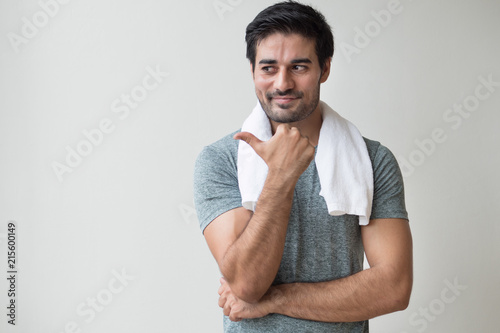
[233,131,263,152]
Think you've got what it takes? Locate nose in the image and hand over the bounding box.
[274,68,294,93]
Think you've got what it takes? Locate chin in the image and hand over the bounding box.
[274,103,293,110]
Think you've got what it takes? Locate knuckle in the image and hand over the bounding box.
[276,124,287,133]
[290,128,301,139]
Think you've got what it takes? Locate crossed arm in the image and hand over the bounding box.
[215,216,412,322]
[203,125,413,322]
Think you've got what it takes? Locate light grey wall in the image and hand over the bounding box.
[0,0,498,332]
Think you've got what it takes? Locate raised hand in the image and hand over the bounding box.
[234,124,315,183]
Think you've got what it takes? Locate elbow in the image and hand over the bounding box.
[220,260,270,303]
[230,280,267,303]
[393,289,411,311]
[382,287,411,314]
[221,267,268,303]
[377,266,412,314]
[390,275,413,312]
[222,273,267,303]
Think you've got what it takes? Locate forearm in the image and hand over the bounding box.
[220,170,296,302]
[265,266,412,322]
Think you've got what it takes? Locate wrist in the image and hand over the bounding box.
[264,169,298,194]
[262,285,286,315]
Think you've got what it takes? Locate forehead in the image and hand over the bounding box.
[255,33,317,63]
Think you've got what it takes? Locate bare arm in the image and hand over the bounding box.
[204,124,315,303]
[220,218,413,322]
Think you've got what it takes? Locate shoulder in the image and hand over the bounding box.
[363,137,408,220]
[363,137,381,161]
[195,130,241,174]
[363,137,398,171]
[193,130,245,232]
[207,130,240,154]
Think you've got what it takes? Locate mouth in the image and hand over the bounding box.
[272,96,299,104]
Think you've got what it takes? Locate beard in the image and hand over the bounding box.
[257,84,321,124]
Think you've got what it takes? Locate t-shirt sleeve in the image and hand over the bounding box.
[369,144,409,221]
[193,145,243,233]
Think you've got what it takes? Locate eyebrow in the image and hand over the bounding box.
[258,59,277,65]
[258,58,313,65]
[291,58,312,64]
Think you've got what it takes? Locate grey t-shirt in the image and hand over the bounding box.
[193,130,408,333]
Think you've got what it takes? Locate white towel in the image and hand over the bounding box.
[237,101,374,225]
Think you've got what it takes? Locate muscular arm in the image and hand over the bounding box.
[206,172,295,303]
[220,218,413,322]
[204,125,315,303]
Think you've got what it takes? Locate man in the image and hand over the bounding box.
[194,1,412,332]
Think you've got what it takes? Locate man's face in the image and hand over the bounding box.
[252,33,330,124]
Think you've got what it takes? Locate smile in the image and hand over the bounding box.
[272,97,299,104]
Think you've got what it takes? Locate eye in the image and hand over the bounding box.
[292,65,307,71]
[261,66,277,74]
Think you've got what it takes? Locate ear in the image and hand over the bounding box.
[319,57,332,83]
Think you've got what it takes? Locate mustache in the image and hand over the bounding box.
[266,89,304,99]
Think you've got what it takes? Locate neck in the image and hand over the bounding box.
[270,104,323,146]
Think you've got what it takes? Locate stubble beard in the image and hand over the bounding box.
[258,84,321,124]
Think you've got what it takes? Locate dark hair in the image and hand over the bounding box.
[245,1,334,71]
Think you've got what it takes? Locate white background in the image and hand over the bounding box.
[1,0,499,332]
